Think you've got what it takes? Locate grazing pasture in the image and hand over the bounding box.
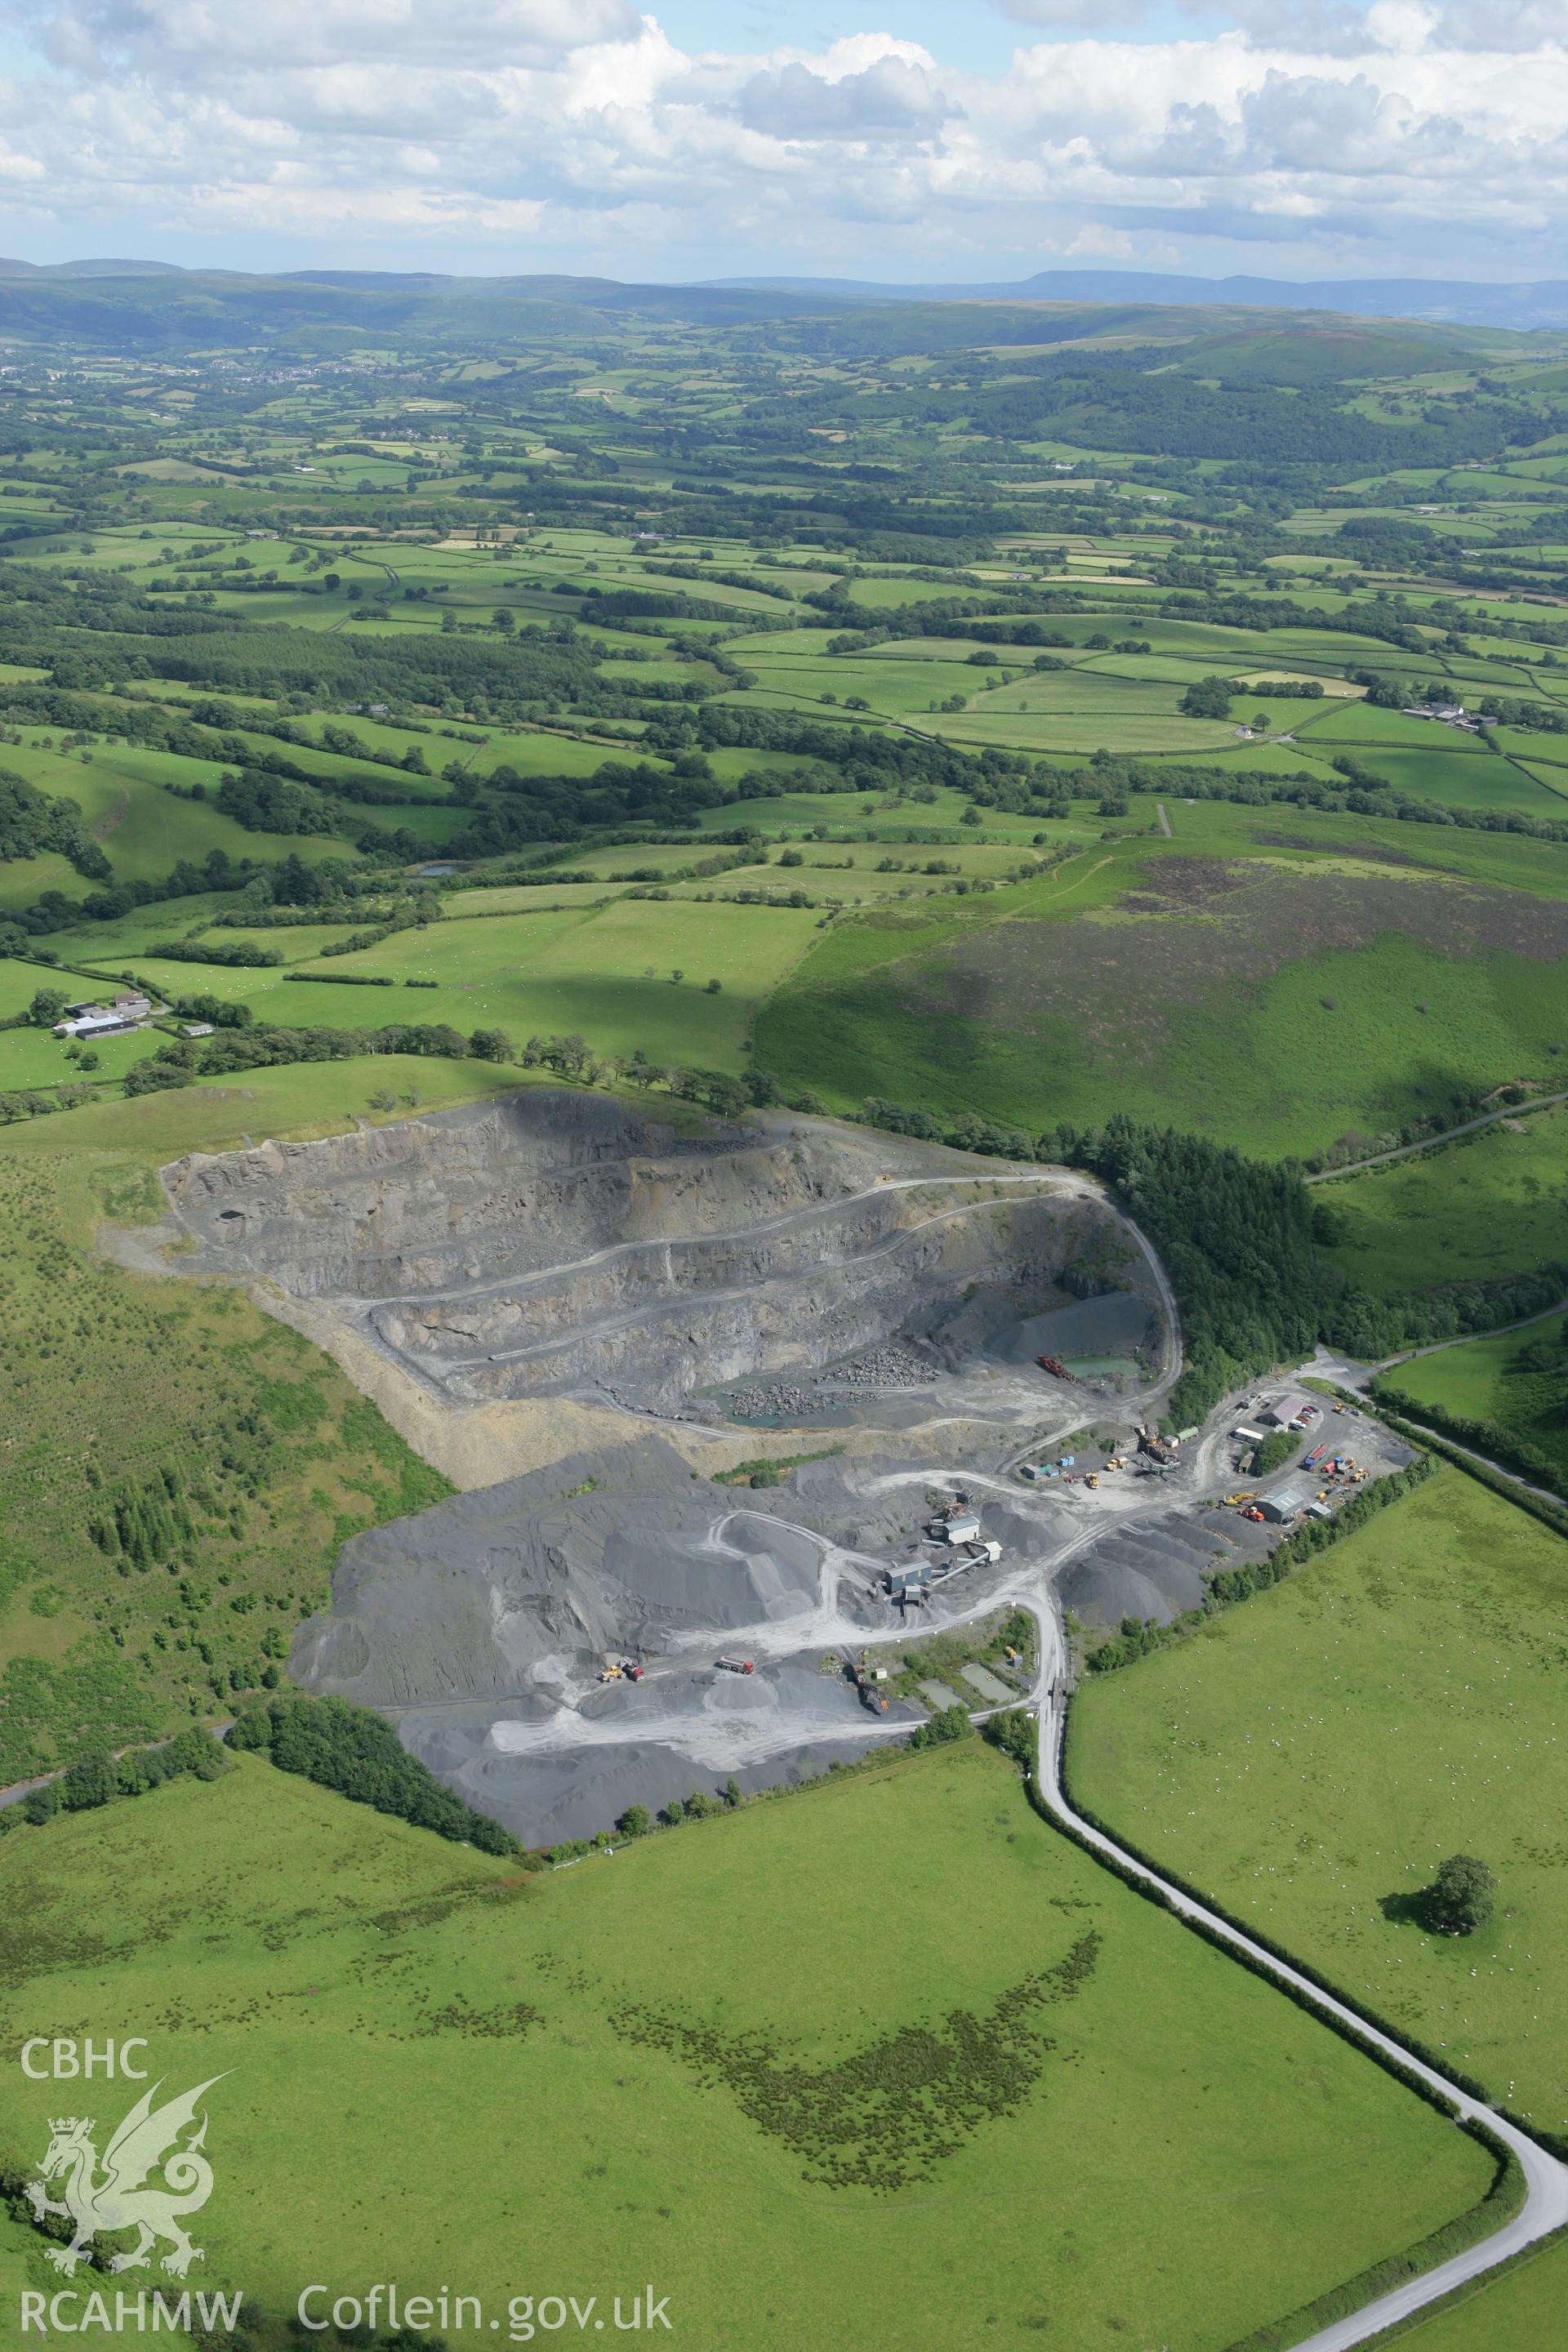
[758,846,1568,1159]
[0,1738,1495,2352]
[1069,1468,1568,2133]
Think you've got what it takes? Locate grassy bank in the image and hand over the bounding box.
[1383,1310,1568,1490]
[0,1056,523,1780]
[755,839,1568,1160]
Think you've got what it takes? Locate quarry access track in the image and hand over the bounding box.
[345,1167,1095,1320]
[1303,1087,1568,1181]
[357,1167,1152,1398]
[1021,1600,1568,2352]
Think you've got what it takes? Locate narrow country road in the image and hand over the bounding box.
[1374,1298,1568,1376]
[1305,1089,1568,1183]
[1021,1601,1568,2352]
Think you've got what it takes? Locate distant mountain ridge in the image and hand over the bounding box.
[0,256,185,279]
[0,255,1564,332]
[706,269,1568,332]
[0,257,1561,351]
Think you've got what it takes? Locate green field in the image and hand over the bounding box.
[1317,1108,1568,1299]
[0,957,48,1020]
[6,270,1568,2352]
[1390,1310,1568,1482]
[0,1049,519,1161]
[0,742,356,904]
[49,892,252,960]
[1340,745,1565,817]
[756,841,1568,1159]
[0,1737,1497,2352]
[1067,1468,1568,2136]
[114,898,822,1069]
[1375,2239,1568,2350]
[0,1018,163,1091]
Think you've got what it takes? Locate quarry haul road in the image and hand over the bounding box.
[375,1173,1108,1382]
[336,1165,1098,1319]
[336,1159,1179,1419]
[1022,1601,1568,2352]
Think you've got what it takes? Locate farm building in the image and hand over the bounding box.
[54,988,154,1041]
[1401,700,1472,728]
[54,1007,132,1040]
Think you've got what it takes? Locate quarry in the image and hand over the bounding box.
[143,1085,1272,1846]
[160,1089,1167,1432]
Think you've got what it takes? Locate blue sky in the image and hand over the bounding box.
[0,2,1562,283]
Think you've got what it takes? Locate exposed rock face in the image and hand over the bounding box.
[164,1091,781,1298]
[163,1090,1151,1418]
[149,1088,1188,1848]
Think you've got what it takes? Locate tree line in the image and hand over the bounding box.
[0,1723,231,1834]
[228,1690,519,1856]
[0,768,111,880]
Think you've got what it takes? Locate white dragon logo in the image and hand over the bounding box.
[25,2076,229,2278]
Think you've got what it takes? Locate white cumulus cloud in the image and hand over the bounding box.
[0,0,1565,277]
